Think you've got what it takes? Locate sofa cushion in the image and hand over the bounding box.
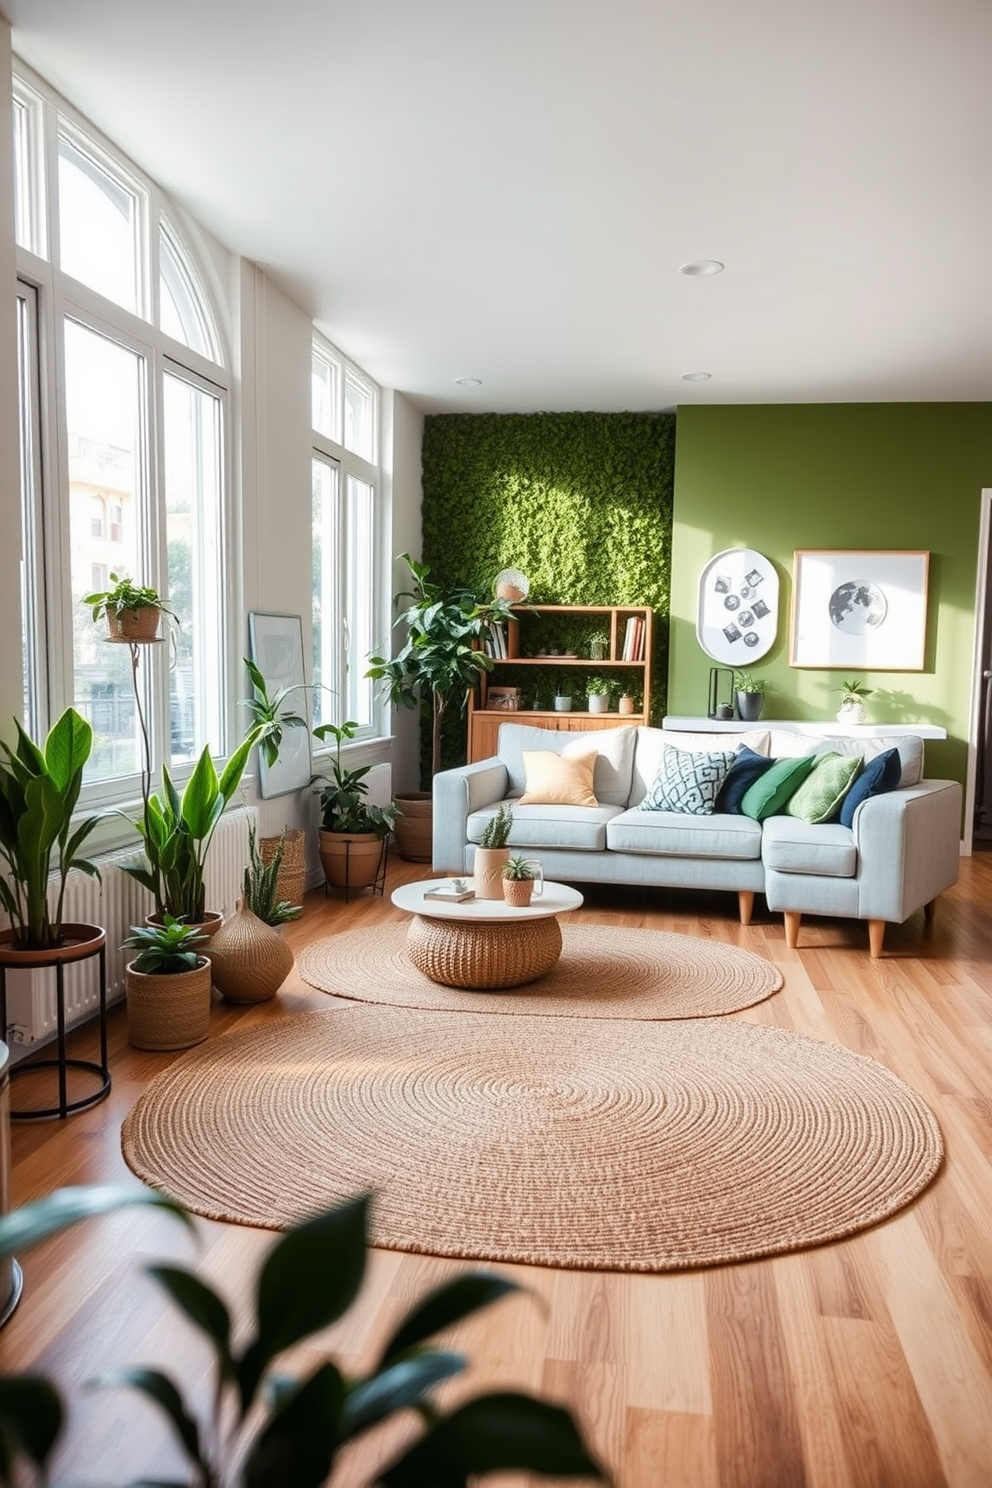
[518,750,598,807]
[607,808,763,860]
[765,730,924,787]
[468,803,620,852]
[716,745,777,814]
[639,745,738,815]
[838,746,903,827]
[497,723,636,806]
[784,752,864,824]
[629,727,770,806]
[761,817,858,877]
[740,755,817,820]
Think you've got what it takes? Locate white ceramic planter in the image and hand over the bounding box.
[588,694,609,713]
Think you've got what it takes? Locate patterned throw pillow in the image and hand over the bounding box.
[838,747,902,827]
[784,752,864,824]
[715,745,776,814]
[639,746,738,816]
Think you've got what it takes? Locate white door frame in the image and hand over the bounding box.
[963,487,992,856]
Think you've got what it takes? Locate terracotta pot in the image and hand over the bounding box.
[106,604,163,642]
[473,846,511,900]
[392,791,432,862]
[206,903,294,1003]
[618,696,636,715]
[146,910,222,940]
[125,957,212,1051]
[318,829,385,890]
[502,877,534,907]
[0,923,105,966]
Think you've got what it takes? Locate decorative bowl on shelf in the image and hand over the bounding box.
[494,568,530,603]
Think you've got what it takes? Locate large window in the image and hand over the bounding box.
[13,63,230,806]
[311,337,379,738]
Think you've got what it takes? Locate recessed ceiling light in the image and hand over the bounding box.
[681,371,712,381]
[454,377,482,387]
[680,260,724,277]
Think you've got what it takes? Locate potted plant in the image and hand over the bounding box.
[121,915,212,1051]
[313,719,401,893]
[366,554,516,860]
[121,728,260,931]
[734,671,765,722]
[588,629,609,661]
[0,1187,604,1486]
[835,678,872,725]
[502,852,543,907]
[241,823,302,928]
[586,677,613,714]
[618,687,639,716]
[474,802,514,900]
[0,707,102,953]
[553,682,573,713]
[82,571,177,643]
[205,825,296,1005]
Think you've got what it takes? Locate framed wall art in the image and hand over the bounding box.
[248,611,312,798]
[697,547,779,665]
[789,550,929,670]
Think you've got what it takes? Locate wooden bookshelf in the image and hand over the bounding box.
[467,604,653,763]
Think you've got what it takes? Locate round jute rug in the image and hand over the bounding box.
[122,1006,943,1272]
[296,922,783,1019]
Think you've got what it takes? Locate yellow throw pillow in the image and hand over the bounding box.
[518,750,599,806]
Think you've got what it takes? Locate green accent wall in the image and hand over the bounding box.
[422,411,675,769]
[670,404,992,788]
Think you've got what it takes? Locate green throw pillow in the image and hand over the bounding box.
[785,751,864,824]
[740,754,816,820]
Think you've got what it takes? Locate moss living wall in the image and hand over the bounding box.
[421,411,675,767]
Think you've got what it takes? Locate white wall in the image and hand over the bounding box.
[0,23,24,731]
[381,388,424,793]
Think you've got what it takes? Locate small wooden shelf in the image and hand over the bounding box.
[468,604,653,763]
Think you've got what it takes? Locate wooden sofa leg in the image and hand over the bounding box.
[868,919,886,958]
[924,898,937,927]
[784,911,801,949]
[738,891,754,926]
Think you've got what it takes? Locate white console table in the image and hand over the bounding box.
[663,716,947,740]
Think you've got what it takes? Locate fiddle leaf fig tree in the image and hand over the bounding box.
[0,1187,607,1488]
[367,554,517,781]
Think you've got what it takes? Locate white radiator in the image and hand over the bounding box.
[3,806,256,1049]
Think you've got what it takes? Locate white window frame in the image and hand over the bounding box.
[13,59,235,824]
[311,334,384,749]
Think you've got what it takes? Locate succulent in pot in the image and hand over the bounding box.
[835,677,872,725]
[82,571,177,642]
[502,851,543,906]
[121,914,212,1051]
[0,707,102,950]
[474,803,514,901]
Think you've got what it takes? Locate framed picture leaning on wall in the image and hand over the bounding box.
[790,550,929,670]
[248,611,312,798]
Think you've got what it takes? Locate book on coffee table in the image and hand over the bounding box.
[424,885,475,902]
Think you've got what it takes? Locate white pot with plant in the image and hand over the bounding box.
[836,678,872,725]
[586,677,612,714]
[553,683,573,712]
[473,803,514,899]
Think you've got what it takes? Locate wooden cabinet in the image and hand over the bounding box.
[467,604,653,763]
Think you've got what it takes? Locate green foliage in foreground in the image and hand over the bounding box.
[0,1186,609,1487]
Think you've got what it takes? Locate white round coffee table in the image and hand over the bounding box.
[391,879,584,989]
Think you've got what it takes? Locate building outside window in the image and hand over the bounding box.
[12,63,231,805]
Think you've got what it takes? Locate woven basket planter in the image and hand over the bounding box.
[392,792,432,863]
[105,604,163,642]
[125,958,212,1051]
[260,828,307,907]
[207,903,294,1004]
[502,878,535,907]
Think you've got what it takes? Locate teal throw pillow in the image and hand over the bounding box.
[739,754,817,820]
[639,745,738,816]
[784,751,864,824]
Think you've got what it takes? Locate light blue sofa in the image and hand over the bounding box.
[431,722,962,956]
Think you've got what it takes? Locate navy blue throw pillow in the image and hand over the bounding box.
[715,745,776,814]
[838,747,902,828]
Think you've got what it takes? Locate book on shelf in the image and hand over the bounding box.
[424,884,476,902]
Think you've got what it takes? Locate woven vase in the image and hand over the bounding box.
[207,903,294,1004]
[125,958,212,1051]
[106,604,162,642]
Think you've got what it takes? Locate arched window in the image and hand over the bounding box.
[13,62,232,809]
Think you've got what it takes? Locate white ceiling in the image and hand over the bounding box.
[5,0,991,414]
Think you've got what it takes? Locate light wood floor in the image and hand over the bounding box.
[3,854,992,1487]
